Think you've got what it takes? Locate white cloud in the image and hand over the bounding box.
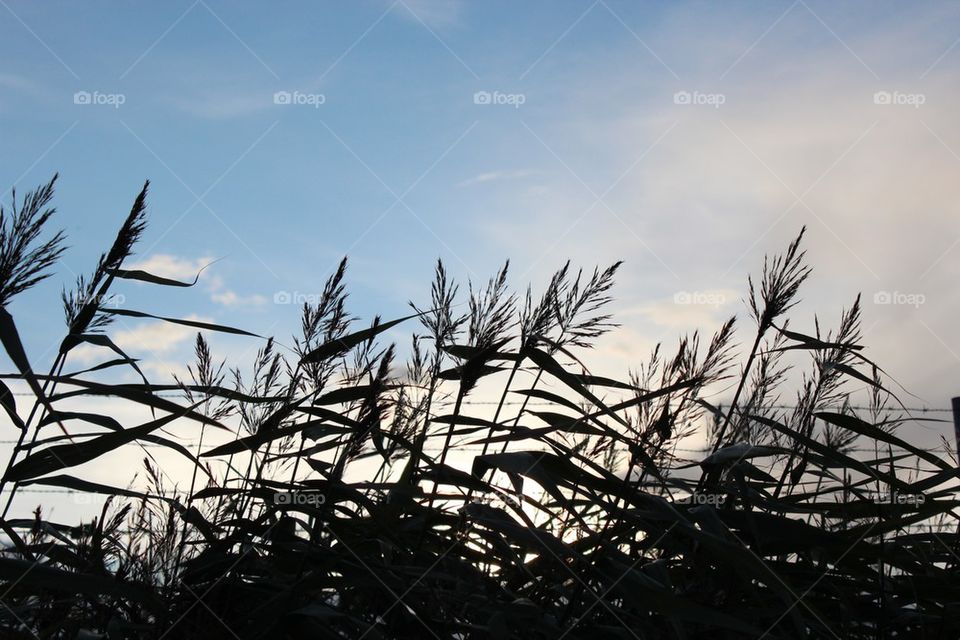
[397,0,466,29]
[211,290,268,307]
[167,91,275,119]
[0,73,33,91]
[138,359,192,381]
[457,170,537,188]
[69,314,210,363]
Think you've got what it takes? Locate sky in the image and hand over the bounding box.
[1,0,960,521]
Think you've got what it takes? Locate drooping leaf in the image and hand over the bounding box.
[107,266,205,288]
[300,314,415,364]
[103,308,259,337]
[6,401,203,481]
[815,411,952,472]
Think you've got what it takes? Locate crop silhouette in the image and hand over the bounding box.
[0,177,957,639]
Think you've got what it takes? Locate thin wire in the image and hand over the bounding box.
[3,392,954,413]
[0,441,950,455]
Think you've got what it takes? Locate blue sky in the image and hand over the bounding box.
[2,0,960,434]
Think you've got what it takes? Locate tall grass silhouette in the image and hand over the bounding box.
[0,177,957,638]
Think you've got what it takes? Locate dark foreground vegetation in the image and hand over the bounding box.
[0,177,958,638]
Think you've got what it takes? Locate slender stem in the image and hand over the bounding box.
[174,395,210,573]
[695,328,766,495]
[437,389,464,469]
[460,361,521,508]
[496,369,543,456]
[709,328,764,455]
[426,389,464,511]
[283,364,309,489]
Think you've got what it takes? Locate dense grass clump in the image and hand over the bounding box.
[0,178,958,639]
